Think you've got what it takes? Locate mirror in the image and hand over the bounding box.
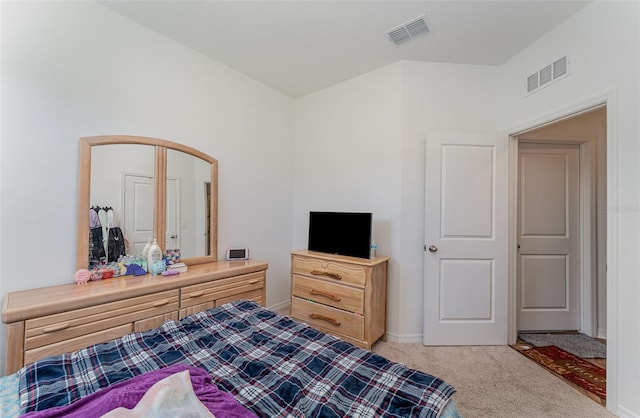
[76,135,218,271]
[166,149,213,259]
[89,144,155,265]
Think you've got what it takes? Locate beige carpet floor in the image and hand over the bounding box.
[372,342,615,418]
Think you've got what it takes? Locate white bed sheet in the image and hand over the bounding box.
[0,372,19,418]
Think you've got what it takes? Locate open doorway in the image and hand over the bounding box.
[513,107,607,338]
[510,106,607,404]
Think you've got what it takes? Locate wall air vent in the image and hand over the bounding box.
[539,64,552,86]
[526,56,570,95]
[386,15,429,46]
[553,56,567,78]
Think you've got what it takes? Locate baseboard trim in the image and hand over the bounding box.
[385,331,423,344]
[268,300,290,314]
[615,404,639,418]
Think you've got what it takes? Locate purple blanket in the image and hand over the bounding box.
[21,364,257,418]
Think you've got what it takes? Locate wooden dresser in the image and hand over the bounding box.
[2,260,267,375]
[290,250,389,349]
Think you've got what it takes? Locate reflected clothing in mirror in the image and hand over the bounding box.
[89,227,126,267]
[89,207,126,267]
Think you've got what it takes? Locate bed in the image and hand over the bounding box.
[1,300,460,417]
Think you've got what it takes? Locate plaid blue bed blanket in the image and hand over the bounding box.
[18,300,456,417]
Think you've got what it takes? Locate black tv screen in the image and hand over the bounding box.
[308,211,372,259]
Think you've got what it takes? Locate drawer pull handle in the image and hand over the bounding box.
[310,289,341,302]
[43,323,70,333]
[152,299,169,307]
[248,280,259,285]
[309,313,341,327]
[310,270,342,280]
[188,291,204,298]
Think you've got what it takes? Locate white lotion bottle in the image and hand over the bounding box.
[147,239,163,275]
[141,238,152,258]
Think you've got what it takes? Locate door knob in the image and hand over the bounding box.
[428,245,438,253]
[170,234,177,239]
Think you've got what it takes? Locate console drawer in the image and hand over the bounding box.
[292,274,364,314]
[292,256,366,287]
[291,297,364,340]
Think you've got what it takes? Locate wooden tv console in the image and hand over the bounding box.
[2,260,267,375]
[290,250,389,349]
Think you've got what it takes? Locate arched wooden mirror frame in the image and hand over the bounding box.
[76,135,218,271]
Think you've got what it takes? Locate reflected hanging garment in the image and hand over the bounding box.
[90,208,101,228]
[90,227,106,264]
[107,208,115,228]
[89,208,104,266]
[98,208,109,261]
[108,227,126,262]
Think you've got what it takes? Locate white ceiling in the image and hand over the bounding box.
[99,1,591,98]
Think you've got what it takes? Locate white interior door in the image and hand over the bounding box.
[517,143,580,331]
[424,133,508,345]
[123,174,155,255]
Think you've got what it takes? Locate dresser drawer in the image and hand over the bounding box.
[25,290,179,350]
[291,298,364,340]
[292,256,367,287]
[180,272,264,310]
[24,323,133,366]
[215,289,262,307]
[179,288,263,319]
[292,275,364,314]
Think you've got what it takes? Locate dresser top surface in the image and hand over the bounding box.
[291,250,390,266]
[2,260,268,323]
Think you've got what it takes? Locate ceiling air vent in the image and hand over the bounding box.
[387,15,429,46]
[525,56,570,95]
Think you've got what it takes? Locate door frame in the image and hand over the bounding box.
[513,139,594,333]
[506,89,618,411]
[166,176,181,252]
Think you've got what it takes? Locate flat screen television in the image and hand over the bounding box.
[308,211,372,259]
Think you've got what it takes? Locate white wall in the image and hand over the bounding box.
[0,0,294,373]
[293,63,404,332]
[498,2,639,416]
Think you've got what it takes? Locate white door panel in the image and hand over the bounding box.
[424,133,508,345]
[123,174,154,255]
[441,145,494,238]
[517,143,580,330]
[123,175,181,258]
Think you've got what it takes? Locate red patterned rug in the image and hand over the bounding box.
[521,345,606,401]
